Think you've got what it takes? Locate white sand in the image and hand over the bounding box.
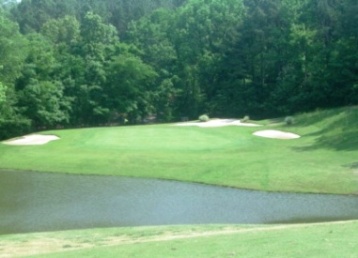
[253,130,300,140]
[2,123,298,146]
[2,134,60,145]
[175,119,261,128]
[176,119,300,139]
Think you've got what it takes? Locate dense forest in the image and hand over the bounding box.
[0,0,357,139]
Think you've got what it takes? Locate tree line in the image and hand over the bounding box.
[0,0,357,139]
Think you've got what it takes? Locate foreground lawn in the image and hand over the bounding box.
[1,221,357,258]
[0,107,357,194]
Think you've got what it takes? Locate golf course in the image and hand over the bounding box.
[0,107,358,257]
[1,0,357,256]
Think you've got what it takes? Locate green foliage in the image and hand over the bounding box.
[18,80,71,127]
[81,12,118,45]
[105,51,158,122]
[284,116,294,125]
[0,11,27,85]
[198,114,209,122]
[0,0,356,131]
[0,116,31,140]
[0,82,6,104]
[13,0,77,33]
[41,15,80,45]
[241,115,250,123]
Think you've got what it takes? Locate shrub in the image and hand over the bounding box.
[0,117,32,140]
[284,116,294,125]
[199,114,209,122]
[241,115,250,123]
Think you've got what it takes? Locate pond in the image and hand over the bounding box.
[0,170,357,235]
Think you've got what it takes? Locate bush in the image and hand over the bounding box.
[0,117,32,140]
[241,115,250,123]
[284,116,294,125]
[199,114,209,122]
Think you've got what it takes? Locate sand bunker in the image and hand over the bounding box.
[175,119,261,128]
[176,119,300,139]
[2,134,60,145]
[253,130,300,140]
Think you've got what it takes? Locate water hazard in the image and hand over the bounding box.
[1,170,357,235]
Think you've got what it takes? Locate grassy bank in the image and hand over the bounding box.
[0,107,358,194]
[1,221,357,257]
[1,107,358,257]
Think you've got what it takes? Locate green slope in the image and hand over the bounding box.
[1,107,358,257]
[0,107,357,194]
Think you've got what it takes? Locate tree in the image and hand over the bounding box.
[215,0,312,117]
[18,80,70,127]
[12,0,78,33]
[70,12,120,124]
[127,8,180,120]
[0,82,6,104]
[2,0,356,132]
[41,15,80,45]
[0,8,31,139]
[105,49,158,122]
[13,33,72,128]
[169,0,245,118]
[0,9,27,85]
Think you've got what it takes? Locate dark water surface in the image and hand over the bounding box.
[1,170,358,235]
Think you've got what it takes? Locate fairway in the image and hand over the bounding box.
[1,0,357,256]
[1,221,358,258]
[0,108,358,195]
[1,108,358,257]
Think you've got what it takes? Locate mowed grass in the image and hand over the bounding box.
[0,107,358,194]
[1,107,358,257]
[1,221,357,258]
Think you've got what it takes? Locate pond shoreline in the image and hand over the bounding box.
[1,168,356,196]
[1,169,358,235]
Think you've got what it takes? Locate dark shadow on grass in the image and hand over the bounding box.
[342,162,358,169]
[294,131,358,152]
[293,108,358,152]
[292,108,343,127]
